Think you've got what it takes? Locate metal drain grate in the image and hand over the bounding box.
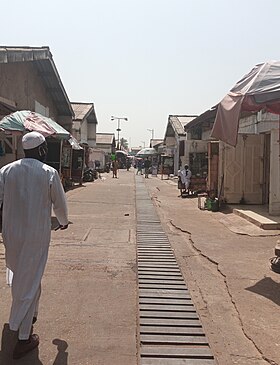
[136,177,216,365]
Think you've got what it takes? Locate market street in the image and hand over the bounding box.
[1,169,280,365]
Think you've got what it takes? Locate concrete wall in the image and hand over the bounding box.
[239,112,279,135]
[187,129,214,143]
[0,62,74,168]
[269,129,280,215]
[96,144,112,155]
[185,140,208,165]
[0,62,72,132]
[165,136,176,147]
[0,62,72,130]
[0,62,58,117]
[72,130,80,142]
[89,148,105,167]
[80,119,88,144]
[164,135,185,175]
[201,129,212,140]
[72,119,97,147]
[87,123,96,147]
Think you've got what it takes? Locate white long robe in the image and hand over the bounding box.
[178,168,192,189]
[0,158,68,336]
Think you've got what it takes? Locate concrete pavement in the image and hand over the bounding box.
[1,169,280,365]
[144,175,280,365]
[0,170,138,365]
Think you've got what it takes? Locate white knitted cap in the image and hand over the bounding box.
[22,131,46,150]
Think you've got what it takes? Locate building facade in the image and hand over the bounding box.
[0,46,74,167]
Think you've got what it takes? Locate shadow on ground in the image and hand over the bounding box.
[245,276,280,306]
[52,339,68,365]
[65,183,87,192]
[0,324,68,365]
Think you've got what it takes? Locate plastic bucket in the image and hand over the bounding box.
[211,199,219,212]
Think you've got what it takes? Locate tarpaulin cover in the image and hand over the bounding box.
[211,61,280,146]
[0,110,83,150]
[116,150,128,155]
[0,110,70,139]
[136,148,157,156]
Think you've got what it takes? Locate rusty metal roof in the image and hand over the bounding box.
[150,139,164,148]
[169,115,198,135]
[165,115,197,139]
[184,108,217,131]
[71,102,97,123]
[96,133,115,145]
[0,46,73,117]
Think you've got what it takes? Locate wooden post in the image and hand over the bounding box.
[59,139,63,177]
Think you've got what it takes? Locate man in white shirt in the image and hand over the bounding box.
[0,131,68,359]
[178,164,192,197]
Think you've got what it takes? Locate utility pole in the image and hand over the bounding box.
[111,116,128,149]
[147,128,154,140]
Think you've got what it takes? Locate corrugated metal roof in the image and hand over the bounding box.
[184,108,217,131]
[71,102,97,123]
[150,139,164,148]
[178,116,197,126]
[169,115,198,135]
[131,147,141,152]
[165,115,197,138]
[0,46,50,63]
[170,116,184,135]
[0,46,73,117]
[96,133,115,145]
[163,115,198,142]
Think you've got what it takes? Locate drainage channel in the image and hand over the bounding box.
[136,177,216,365]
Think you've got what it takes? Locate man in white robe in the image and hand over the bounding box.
[178,164,192,196]
[0,131,68,359]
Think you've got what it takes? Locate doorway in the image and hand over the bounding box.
[223,134,264,204]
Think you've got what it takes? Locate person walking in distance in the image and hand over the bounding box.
[144,157,151,178]
[112,159,119,178]
[136,159,143,175]
[0,131,68,359]
[178,164,192,196]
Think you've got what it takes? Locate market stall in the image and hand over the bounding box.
[136,148,159,176]
[0,110,84,188]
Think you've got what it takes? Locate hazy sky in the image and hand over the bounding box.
[2,0,280,147]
